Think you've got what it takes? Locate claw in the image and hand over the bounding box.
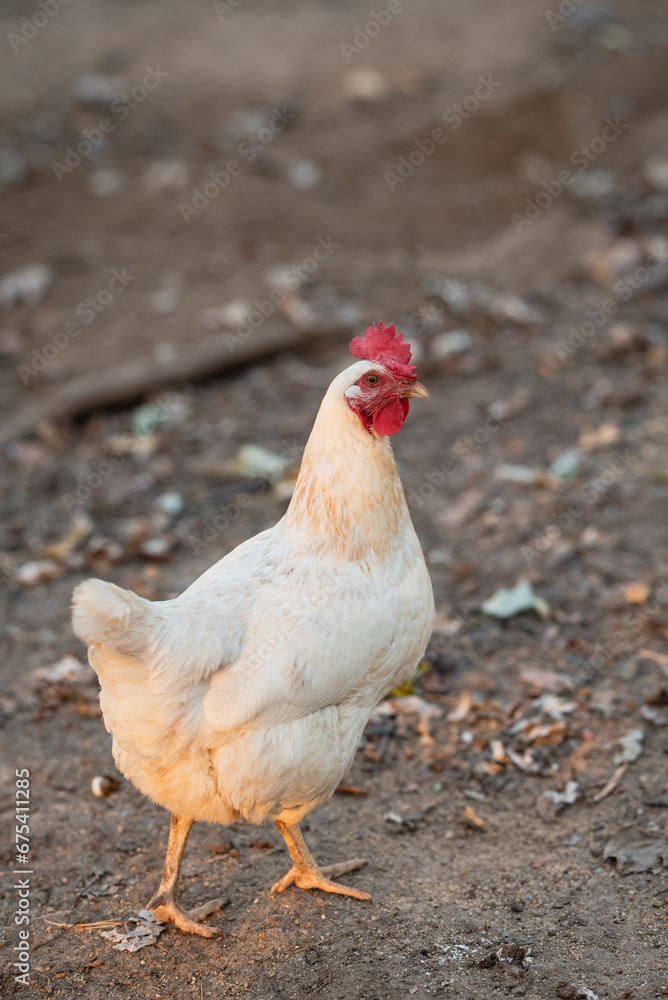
[271,857,372,901]
[148,893,225,937]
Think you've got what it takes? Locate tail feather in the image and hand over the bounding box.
[71,579,161,659]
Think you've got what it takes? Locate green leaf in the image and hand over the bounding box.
[548,447,581,481]
[482,579,550,620]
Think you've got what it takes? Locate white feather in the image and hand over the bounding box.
[71,360,434,825]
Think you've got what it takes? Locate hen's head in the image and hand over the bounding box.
[344,321,428,436]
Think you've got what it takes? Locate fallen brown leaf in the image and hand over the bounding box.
[464,804,485,830]
[604,826,668,874]
[638,649,668,673]
[446,690,471,723]
[520,668,574,694]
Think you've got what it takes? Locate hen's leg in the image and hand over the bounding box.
[271,819,372,901]
[148,814,224,937]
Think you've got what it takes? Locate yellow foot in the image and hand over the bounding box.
[271,858,372,901]
[148,894,225,937]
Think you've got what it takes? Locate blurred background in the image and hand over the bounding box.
[2,1,668,996]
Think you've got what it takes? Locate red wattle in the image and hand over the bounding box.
[372,397,409,436]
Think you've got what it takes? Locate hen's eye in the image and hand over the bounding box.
[365,373,379,386]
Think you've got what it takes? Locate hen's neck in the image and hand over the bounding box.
[284,378,408,560]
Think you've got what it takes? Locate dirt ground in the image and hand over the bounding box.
[1,1,668,998]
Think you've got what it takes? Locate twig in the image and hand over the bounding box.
[33,874,101,950]
[153,941,176,960]
[637,649,668,676]
[592,763,627,803]
[289,920,371,955]
[0,324,346,443]
[43,918,122,930]
[461,633,483,669]
[292,929,353,953]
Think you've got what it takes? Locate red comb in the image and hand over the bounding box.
[349,321,417,380]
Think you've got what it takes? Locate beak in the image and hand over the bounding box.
[402,380,429,400]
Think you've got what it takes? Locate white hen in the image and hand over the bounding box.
[72,321,434,936]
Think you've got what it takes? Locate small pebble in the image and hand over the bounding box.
[431,330,472,360]
[142,160,190,191]
[154,492,184,517]
[343,69,391,102]
[71,72,125,106]
[91,775,120,798]
[87,168,124,199]
[0,263,52,308]
[287,160,322,190]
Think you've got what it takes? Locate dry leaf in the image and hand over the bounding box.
[34,656,90,685]
[531,721,566,747]
[520,668,574,694]
[637,649,668,674]
[535,794,561,823]
[447,690,471,723]
[616,728,644,764]
[392,695,443,746]
[42,515,92,560]
[604,826,668,875]
[100,910,166,951]
[336,785,368,796]
[15,560,64,585]
[506,748,543,774]
[592,763,627,802]
[535,780,579,822]
[464,804,485,830]
[578,423,620,452]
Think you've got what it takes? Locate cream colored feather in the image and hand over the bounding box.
[72,360,434,828]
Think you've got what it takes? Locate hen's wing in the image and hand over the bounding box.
[73,525,283,692]
[200,544,429,734]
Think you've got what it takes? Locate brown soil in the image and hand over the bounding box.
[1,2,667,998]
